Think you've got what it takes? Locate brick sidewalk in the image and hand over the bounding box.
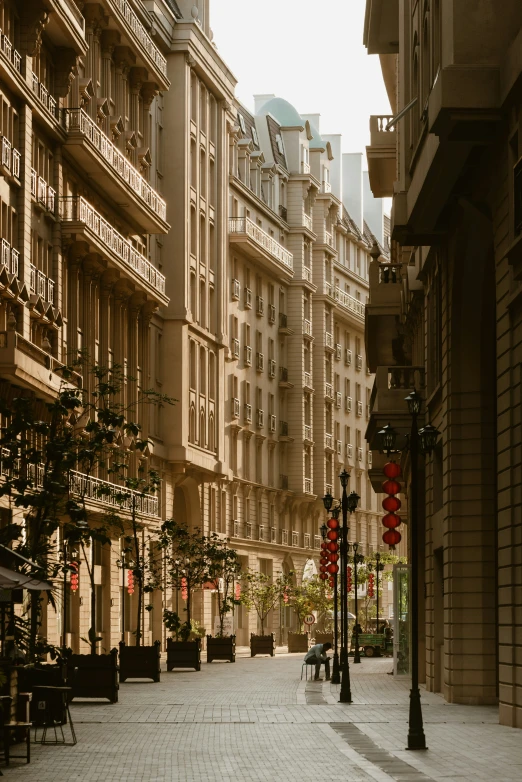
[4,654,521,781]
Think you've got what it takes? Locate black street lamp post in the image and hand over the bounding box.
[350,543,364,664]
[375,553,384,632]
[61,541,79,655]
[378,389,440,752]
[322,471,359,703]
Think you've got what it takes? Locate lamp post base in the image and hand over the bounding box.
[407,688,427,750]
[339,660,352,703]
[331,652,340,684]
[353,647,361,664]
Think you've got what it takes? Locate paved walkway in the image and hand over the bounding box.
[6,650,522,781]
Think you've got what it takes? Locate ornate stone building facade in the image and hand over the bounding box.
[0,0,394,651]
[364,0,522,727]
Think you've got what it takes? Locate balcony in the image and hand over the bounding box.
[334,286,365,322]
[60,197,167,304]
[366,115,396,198]
[291,531,299,547]
[304,424,312,442]
[366,365,426,450]
[232,398,240,418]
[244,345,252,366]
[303,371,313,390]
[31,169,55,213]
[281,528,289,545]
[366,260,404,371]
[1,239,19,277]
[303,212,313,232]
[234,520,243,538]
[268,304,276,323]
[231,338,239,359]
[303,266,312,282]
[31,73,58,120]
[325,382,334,401]
[244,403,252,423]
[256,409,264,429]
[303,318,313,338]
[268,359,276,377]
[231,278,240,300]
[0,136,20,180]
[325,331,334,350]
[30,264,55,305]
[304,478,312,494]
[107,0,169,87]
[64,109,168,233]
[69,470,159,517]
[256,352,264,372]
[269,414,276,433]
[325,433,334,451]
[335,391,342,408]
[314,535,321,550]
[228,217,293,279]
[279,367,293,388]
[0,330,73,398]
[0,31,21,73]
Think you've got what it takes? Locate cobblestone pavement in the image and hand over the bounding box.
[5,650,522,781]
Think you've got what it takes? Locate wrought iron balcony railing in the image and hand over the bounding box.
[1,136,20,178]
[60,196,166,296]
[30,264,55,304]
[0,30,21,72]
[334,286,365,320]
[65,109,167,222]
[1,238,19,277]
[31,72,57,118]
[229,217,293,270]
[111,0,167,78]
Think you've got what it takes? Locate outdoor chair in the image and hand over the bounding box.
[33,686,76,746]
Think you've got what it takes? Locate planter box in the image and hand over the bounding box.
[314,633,334,646]
[66,649,119,703]
[166,638,201,671]
[287,633,309,653]
[206,635,236,663]
[119,641,161,682]
[250,633,275,657]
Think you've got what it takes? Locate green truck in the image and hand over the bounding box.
[352,632,393,657]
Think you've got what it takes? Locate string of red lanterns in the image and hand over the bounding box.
[382,462,402,550]
[70,562,79,592]
[367,571,375,599]
[181,576,188,601]
[320,516,339,588]
[127,569,134,595]
[347,565,352,593]
[235,582,241,600]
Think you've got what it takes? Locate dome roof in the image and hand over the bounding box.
[261,97,304,128]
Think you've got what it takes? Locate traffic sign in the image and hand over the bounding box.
[303,613,315,626]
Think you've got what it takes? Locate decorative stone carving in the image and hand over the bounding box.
[21,4,50,57]
[55,48,81,98]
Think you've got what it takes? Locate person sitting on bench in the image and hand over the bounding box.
[303,642,332,681]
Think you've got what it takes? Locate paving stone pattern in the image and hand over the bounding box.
[5,651,522,781]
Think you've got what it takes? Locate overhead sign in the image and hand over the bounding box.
[303,613,315,626]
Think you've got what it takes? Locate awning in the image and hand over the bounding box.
[0,565,52,591]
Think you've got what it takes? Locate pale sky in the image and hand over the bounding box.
[209,0,392,164]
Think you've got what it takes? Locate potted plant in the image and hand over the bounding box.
[205,536,241,663]
[287,580,313,653]
[240,570,291,657]
[159,520,208,672]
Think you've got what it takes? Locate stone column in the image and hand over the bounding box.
[100,41,115,135]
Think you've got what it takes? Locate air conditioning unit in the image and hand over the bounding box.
[268,359,276,378]
[345,396,352,412]
[231,338,239,358]
[244,287,252,308]
[256,295,264,315]
[268,304,276,323]
[256,352,264,372]
[244,345,252,366]
[244,403,252,423]
[232,398,240,418]
[345,349,352,365]
[270,414,276,433]
[335,344,342,360]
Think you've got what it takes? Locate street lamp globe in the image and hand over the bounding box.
[320,522,328,540]
[322,492,334,511]
[418,423,440,455]
[347,491,360,514]
[378,423,398,453]
[405,388,422,416]
[331,506,341,520]
[339,469,350,489]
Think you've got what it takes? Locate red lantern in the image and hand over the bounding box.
[383,461,401,479]
[235,583,241,600]
[127,570,134,595]
[383,512,401,529]
[382,495,401,513]
[283,587,289,604]
[327,529,338,541]
[327,563,339,574]
[383,529,402,548]
[382,479,401,495]
[320,557,329,565]
[327,518,339,530]
[329,578,334,588]
[321,542,328,550]
[319,565,327,573]
[327,541,337,553]
[319,573,328,581]
[328,553,339,563]
[347,566,352,592]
